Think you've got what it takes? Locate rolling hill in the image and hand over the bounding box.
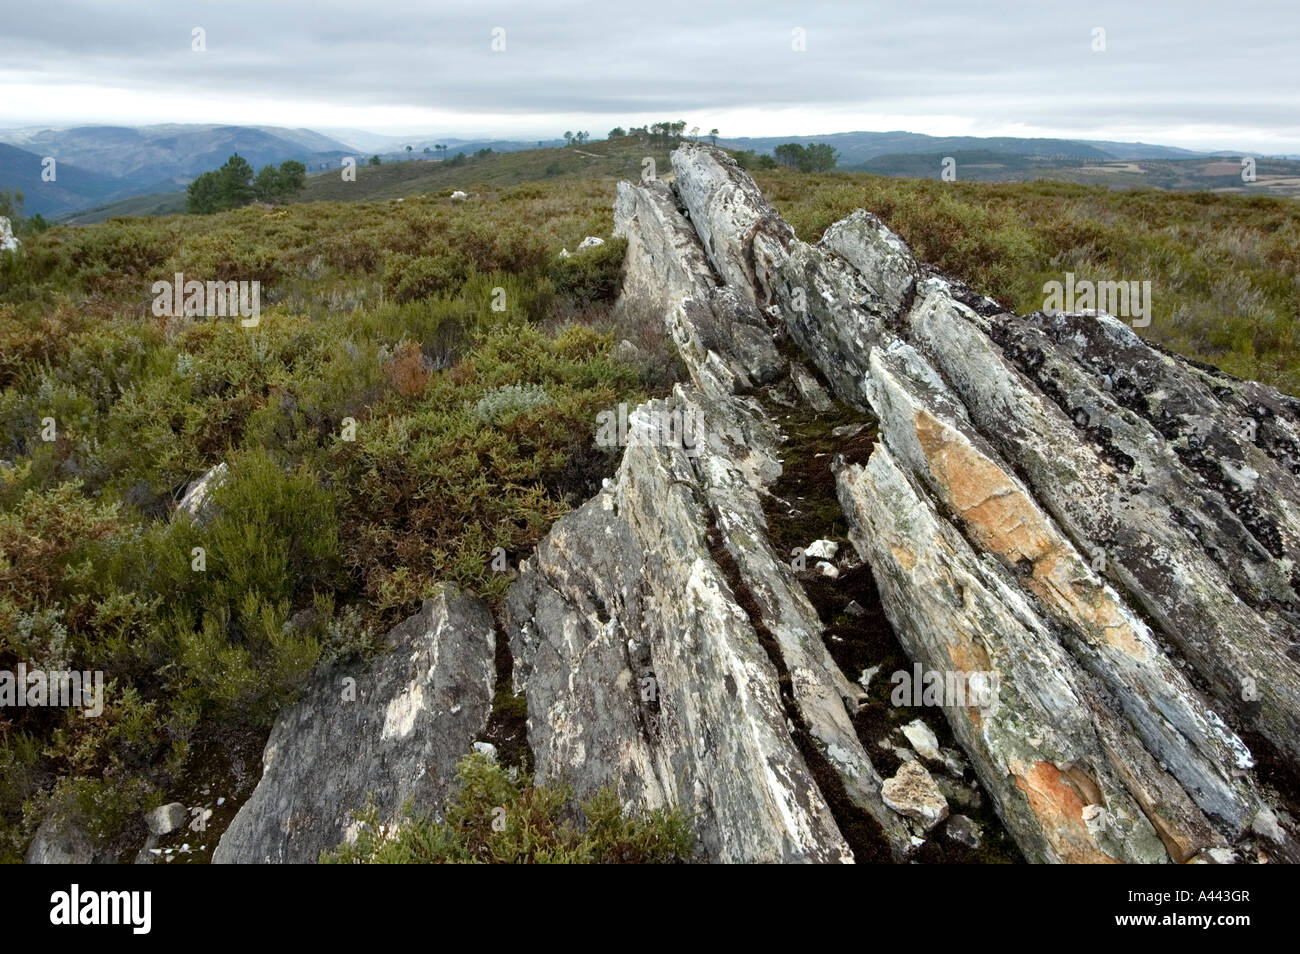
[0,140,134,216]
[61,135,677,223]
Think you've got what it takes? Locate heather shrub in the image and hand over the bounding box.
[322,752,695,864]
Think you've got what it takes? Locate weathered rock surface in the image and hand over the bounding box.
[145,802,188,837]
[213,586,495,863]
[656,142,1300,863]
[26,814,110,864]
[882,760,949,830]
[0,216,18,253]
[947,813,983,850]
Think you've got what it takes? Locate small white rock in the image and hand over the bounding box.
[901,718,943,763]
[805,539,839,560]
[145,802,188,837]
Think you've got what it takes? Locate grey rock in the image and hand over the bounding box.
[145,802,188,837]
[506,414,854,863]
[804,539,839,561]
[947,813,982,850]
[881,760,948,830]
[26,814,107,864]
[612,338,644,365]
[901,718,942,763]
[175,462,228,524]
[0,216,18,254]
[212,586,496,863]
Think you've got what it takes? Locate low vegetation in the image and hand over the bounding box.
[0,176,662,861]
[322,753,695,864]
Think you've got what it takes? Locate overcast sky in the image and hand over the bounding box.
[1,0,1296,152]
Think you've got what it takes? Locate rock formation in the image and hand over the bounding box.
[213,587,495,863]
[215,143,1300,865]
[0,216,19,254]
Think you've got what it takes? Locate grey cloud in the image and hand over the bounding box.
[1,0,1296,150]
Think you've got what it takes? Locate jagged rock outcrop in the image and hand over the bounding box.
[203,143,1300,865]
[657,141,1300,863]
[213,586,495,863]
[502,143,1299,864]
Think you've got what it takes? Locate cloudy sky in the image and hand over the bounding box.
[2,0,1296,152]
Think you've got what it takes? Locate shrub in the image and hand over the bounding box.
[383,340,434,397]
[382,253,466,303]
[470,383,552,425]
[548,236,627,309]
[322,752,695,864]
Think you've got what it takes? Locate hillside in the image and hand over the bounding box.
[0,124,356,183]
[0,142,133,217]
[62,136,677,223]
[0,124,361,218]
[855,150,1300,197]
[40,135,1300,392]
[1,141,1298,867]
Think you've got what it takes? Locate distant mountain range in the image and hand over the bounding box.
[0,123,1278,219]
[0,124,361,216]
[715,130,1224,166]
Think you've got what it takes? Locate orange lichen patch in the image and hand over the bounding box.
[912,409,1148,662]
[948,637,991,676]
[913,411,1052,562]
[1137,800,1197,864]
[889,544,917,571]
[1012,760,1122,864]
[942,633,995,725]
[1062,765,1104,806]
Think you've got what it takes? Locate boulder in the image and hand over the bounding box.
[881,760,949,830]
[26,814,108,864]
[212,586,496,863]
[145,802,188,837]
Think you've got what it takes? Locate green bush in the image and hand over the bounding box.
[547,237,627,309]
[322,752,695,864]
[382,252,466,303]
